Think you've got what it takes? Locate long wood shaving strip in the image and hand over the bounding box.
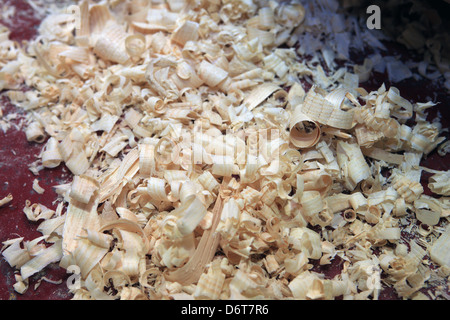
[165,192,224,285]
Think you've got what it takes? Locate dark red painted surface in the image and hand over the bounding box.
[0,0,448,300]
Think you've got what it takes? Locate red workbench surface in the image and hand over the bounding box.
[0,0,448,300]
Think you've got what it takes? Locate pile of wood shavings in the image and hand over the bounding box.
[0,0,449,300]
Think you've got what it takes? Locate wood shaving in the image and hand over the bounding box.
[0,0,448,300]
[0,193,13,207]
[32,179,45,195]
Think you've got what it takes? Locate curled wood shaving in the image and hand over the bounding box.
[32,179,45,195]
[428,171,450,196]
[0,0,448,300]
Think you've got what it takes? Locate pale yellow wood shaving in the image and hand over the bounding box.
[0,193,13,207]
